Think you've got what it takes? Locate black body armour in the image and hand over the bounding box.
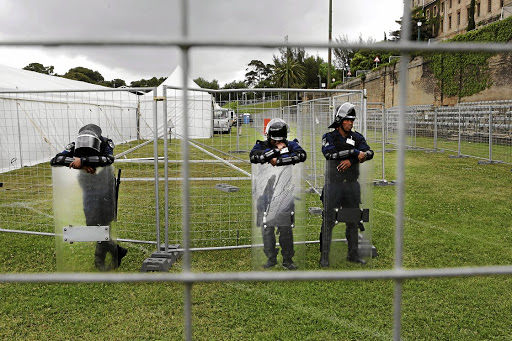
[325,132,359,183]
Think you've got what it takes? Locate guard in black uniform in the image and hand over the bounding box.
[50,124,127,271]
[320,103,374,267]
[250,118,307,270]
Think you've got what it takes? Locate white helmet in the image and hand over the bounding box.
[328,102,356,128]
[265,118,290,141]
[75,124,102,154]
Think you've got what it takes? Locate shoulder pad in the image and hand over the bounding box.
[65,142,75,151]
[256,139,271,148]
[324,131,335,139]
[107,139,115,149]
[288,140,300,149]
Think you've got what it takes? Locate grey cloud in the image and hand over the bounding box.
[0,0,403,86]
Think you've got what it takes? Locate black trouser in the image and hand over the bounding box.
[262,225,294,260]
[320,181,361,262]
[79,172,120,270]
[79,171,115,227]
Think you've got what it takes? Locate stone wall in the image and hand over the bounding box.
[337,54,512,108]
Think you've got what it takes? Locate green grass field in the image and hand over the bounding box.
[1,134,512,340]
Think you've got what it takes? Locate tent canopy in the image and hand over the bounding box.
[0,64,139,173]
[139,65,213,140]
[0,64,111,91]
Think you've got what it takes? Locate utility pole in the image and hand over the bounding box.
[327,0,332,89]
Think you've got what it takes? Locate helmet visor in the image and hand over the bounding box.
[75,133,101,153]
[269,135,285,141]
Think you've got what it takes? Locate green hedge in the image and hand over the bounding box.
[427,16,512,98]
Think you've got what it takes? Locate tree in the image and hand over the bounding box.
[468,0,476,31]
[389,8,431,42]
[23,63,54,75]
[194,77,220,101]
[319,62,341,86]
[99,78,127,88]
[244,60,273,88]
[111,78,126,88]
[63,67,104,84]
[347,35,399,76]
[272,55,306,88]
[193,77,220,90]
[303,55,324,88]
[271,37,306,88]
[221,80,247,102]
[275,36,306,65]
[349,37,375,75]
[333,35,354,72]
[270,36,306,88]
[130,77,166,88]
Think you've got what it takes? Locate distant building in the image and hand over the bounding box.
[411,0,512,40]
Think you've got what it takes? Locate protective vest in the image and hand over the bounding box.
[325,131,359,183]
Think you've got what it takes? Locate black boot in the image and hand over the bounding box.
[347,256,366,265]
[263,257,278,268]
[346,223,366,265]
[319,257,330,268]
[319,233,330,267]
[117,245,128,266]
[319,224,333,267]
[278,226,296,270]
[282,258,297,270]
[94,241,118,271]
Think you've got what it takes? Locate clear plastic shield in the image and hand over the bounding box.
[52,165,118,271]
[251,163,305,270]
[320,158,373,267]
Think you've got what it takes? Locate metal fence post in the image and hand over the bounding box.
[458,107,462,156]
[449,106,469,159]
[382,104,386,181]
[163,85,169,253]
[152,87,161,253]
[489,106,493,162]
[478,105,498,164]
[311,101,318,190]
[15,95,23,168]
[434,108,438,151]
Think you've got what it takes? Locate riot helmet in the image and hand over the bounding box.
[328,102,356,128]
[265,118,289,141]
[75,124,102,155]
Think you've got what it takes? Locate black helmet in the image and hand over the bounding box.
[75,124,102,154]
[265,118,289,141]
[328,102,356,128]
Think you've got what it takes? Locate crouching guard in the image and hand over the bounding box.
[51,124,127,271]
[250,118,306,270]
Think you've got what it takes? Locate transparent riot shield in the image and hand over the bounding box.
[320,158,373,267]
[251,163,305,270]
[52,165,118,272]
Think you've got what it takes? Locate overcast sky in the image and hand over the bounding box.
[0,0,404,86]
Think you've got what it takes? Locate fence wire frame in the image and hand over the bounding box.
[1,1,511,340]
[376,103,512,165]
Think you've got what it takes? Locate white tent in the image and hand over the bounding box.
[138,65,213,140]
[0,64,139,173]
[0,64,113,92]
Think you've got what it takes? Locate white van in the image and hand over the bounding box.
[214,109,232,134]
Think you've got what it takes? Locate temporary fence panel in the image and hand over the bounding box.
[0,89,141,243]
[3,11,512,339]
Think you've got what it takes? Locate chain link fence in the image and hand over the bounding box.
[2,2,512,340]
[370,102,512,165]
